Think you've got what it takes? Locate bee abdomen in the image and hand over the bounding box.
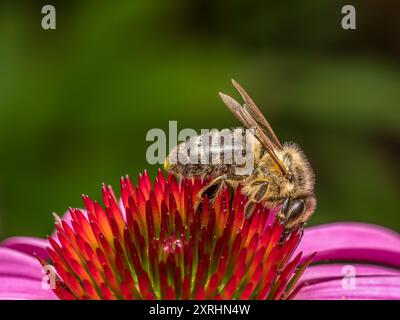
[165,129,253,178]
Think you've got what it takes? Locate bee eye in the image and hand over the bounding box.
[289,200,305,219]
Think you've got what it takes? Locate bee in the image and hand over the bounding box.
[165,79,316,229]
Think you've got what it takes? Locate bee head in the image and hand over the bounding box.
[276,143,316,228]
[278,142,315,199]
[243,142,316,226]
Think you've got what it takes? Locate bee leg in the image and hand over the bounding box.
[280,227,293,243]
[197,174,227,202]
[277,197,291,222]
[243,181,269,217]
[280,222,305,244]
[244,201,255,217]
[298,222,306,234]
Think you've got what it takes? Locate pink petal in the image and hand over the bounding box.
[1,237,49,260]
[294,263,400,300]
[0,247,44,280]
[0,276,57,300]
[0,248,57,299]
[300,263,400,282]
[297,222,400,267]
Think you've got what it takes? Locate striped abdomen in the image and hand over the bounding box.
[164,128,258,178]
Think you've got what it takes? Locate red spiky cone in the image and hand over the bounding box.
[44,169,314,300]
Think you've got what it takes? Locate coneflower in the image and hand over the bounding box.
[2,170,399,300]
[42,170,313,300]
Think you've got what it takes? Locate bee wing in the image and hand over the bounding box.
[218,93,249,128]
[231,79,283,149]
[219,92,289,176]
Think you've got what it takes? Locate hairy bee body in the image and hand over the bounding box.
[165,128,253,178]
[165,133,315,228]
[164,80,316,229]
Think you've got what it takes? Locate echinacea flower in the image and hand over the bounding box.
[293,222,400,299]
[6,170,313,300]
[0,170,399,300]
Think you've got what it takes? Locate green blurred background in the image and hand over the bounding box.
[0,0,399,240]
